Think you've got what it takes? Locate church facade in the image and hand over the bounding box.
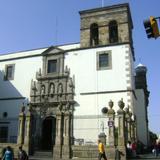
[0,3,149,157]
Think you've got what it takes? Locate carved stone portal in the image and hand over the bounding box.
[27,48,75,159]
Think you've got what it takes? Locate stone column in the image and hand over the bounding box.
[125,106,131,142]
[98,120,106,145]
[133,115,137,141]
[62,109,71,159]
[23,106,32,154]
[17,106,26,145]
[30,80,37,103]
[130,113,134,141]
[130,115,137,142]
[107,100,115,146]
[53,108,63,160]
[70,105,74,145]
[117,99,126,160]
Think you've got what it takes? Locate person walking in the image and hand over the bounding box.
[98,139,107,160]
[18,146,28,160]
[126,141,132,157]
[131,141,137,158]
[153,140,159,157]
[2,146,13,160]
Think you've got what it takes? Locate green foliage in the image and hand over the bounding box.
[149,131,158,144]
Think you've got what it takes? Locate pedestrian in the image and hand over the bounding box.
[18,146,28,160]
[2,146,13,160]
[153,140,159,157]
[126,141,132,157]
[131,141,137,158]
[98,139,107,160]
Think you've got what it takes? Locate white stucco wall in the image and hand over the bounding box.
[73,92,131,142]
[64,44,136,141]
[0,49,44,140]
[65,45,129,93]
[0,43,137,143]
[0,57,43,98]
[64,44,134,114]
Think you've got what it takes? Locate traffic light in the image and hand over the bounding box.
[143,19,154,38]
[143,16,160,39]
[150,16,159,38]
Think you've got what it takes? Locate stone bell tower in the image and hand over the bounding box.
[79,3,134,50]
[29,46,75,159]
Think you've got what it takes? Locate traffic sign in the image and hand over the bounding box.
[108,120,114,127]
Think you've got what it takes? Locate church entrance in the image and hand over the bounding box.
[41,116,56,150]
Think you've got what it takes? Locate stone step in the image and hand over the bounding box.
[72,158,98,160]
[29,157,53,160]
[29,151,53,160]
[72,159,113,160]
[34,151,52,156]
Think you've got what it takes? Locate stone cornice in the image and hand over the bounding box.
[80,89,137,99]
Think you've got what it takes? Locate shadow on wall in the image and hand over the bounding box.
[0,70,27,143]
[0,71,26,118]
[0,70,27,114]
[0,70,24,98]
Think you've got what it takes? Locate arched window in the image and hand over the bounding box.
[109,20,118,43]
[90,23,99,46]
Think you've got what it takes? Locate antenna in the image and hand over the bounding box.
[55,16,58,45]
[101,0,104,7]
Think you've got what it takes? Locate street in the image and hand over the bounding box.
[128,153,160,160]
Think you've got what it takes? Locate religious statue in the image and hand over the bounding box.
[41,85,45,95]
[58,83,63,95]
[50,83,55,95]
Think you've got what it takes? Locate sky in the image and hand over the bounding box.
[0,0,159,135]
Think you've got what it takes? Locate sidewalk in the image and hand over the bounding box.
[128,153,160,159]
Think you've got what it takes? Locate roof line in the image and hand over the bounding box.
[79,3,129,14]
[0,42,80,56]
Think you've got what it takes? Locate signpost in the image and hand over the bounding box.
[108,120,114,127]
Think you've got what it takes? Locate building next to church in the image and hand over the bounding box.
[0,3,149,157]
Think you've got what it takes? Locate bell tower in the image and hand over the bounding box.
[79,3,133,48]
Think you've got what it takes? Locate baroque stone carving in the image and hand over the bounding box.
[29,51,75,159]
[49,83,55,96]
[41,85,45,97]
[58,83,63,96]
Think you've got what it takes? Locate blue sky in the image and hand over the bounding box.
[0,0,160,135]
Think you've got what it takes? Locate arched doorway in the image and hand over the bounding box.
[41,116,56,150]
